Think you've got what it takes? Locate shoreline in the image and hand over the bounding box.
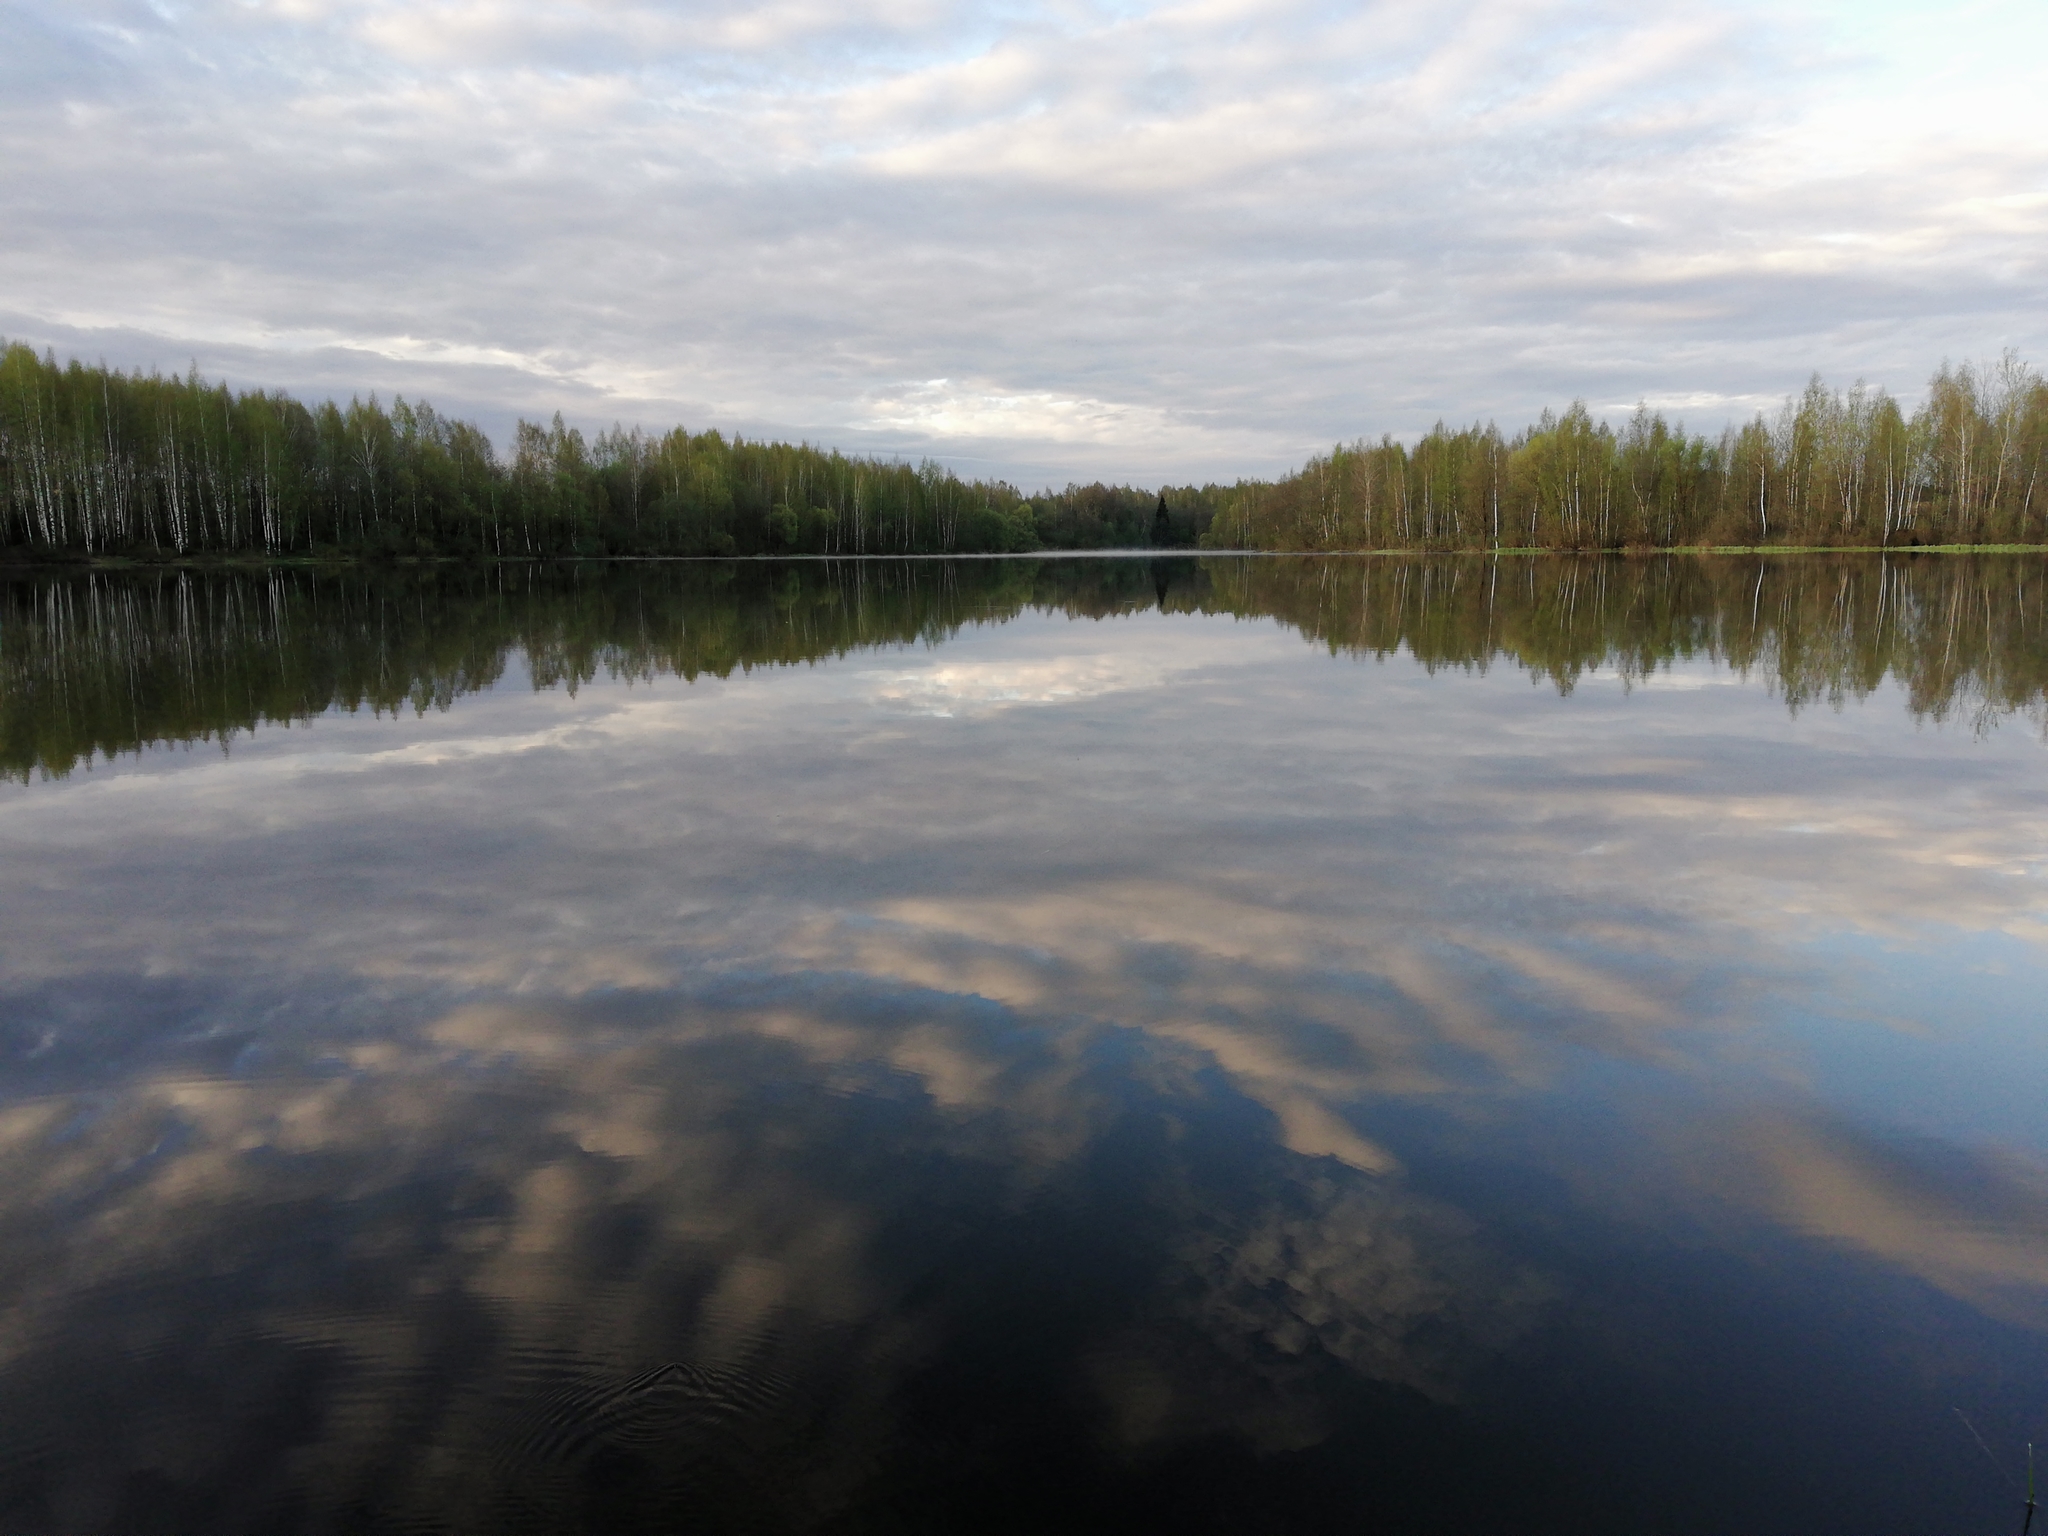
[3,543,2047,572]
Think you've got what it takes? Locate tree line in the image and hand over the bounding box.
[7,343,2045,559]
[1206,357,2048,551]
[8,553,2044,779]
[0,343,1217,559]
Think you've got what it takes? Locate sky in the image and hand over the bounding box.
[3,0,2046,487]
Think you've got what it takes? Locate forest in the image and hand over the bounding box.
[1207,356,2048,551]
[7,553,2044,779]
[4,343,2044,558]
[0,344,1216,559]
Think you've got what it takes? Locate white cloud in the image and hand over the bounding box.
[864,653,1180,713]
[2,0,2043,483]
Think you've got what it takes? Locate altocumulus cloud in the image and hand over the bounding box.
[2,0,2044,484]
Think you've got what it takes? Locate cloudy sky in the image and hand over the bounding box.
[4,0,2045,485]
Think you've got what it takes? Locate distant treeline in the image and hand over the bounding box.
[1208,357,2048,551]
[7,554,2044,779]
[0,343,1217,559]
[6,343,2047,559]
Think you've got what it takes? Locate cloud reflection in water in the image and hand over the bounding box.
[2,557,2048,1530]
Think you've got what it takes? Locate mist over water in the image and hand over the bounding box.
[3,554,2047,1534]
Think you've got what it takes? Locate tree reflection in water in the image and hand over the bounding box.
[1,554,2045,1534]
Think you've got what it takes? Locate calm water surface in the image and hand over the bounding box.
[3,554,2047,1534]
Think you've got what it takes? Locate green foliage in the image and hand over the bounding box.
[1204,357,2048,551]
[0,345,1174,559]
[9,342,2044,558]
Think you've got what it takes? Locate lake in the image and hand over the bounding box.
[3,553,2046,1534]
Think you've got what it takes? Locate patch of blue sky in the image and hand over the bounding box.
[1755,927,2048,1153]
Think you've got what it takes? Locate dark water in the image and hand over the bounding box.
[3,554,2047,1535]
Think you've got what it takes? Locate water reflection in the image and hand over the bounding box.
[6,553,2047,780]
[2,555,2047,1533]
[0,979,1553,1531]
